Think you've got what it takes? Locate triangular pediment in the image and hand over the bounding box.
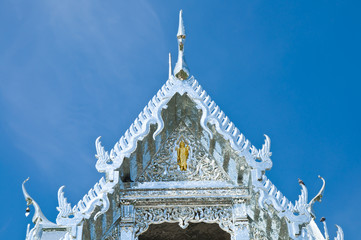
[26,9,341,240]
[137,121,231,182]
[52,76,329,240]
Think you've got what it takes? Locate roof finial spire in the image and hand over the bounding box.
[177,10,186,38]
[173,10,190,80]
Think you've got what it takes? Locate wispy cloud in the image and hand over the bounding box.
[0,1,165,178]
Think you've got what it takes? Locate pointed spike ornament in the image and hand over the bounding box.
[173,10,190,80]
[177,10,186,37]
[320,217,330,240]
[334,225,344,240]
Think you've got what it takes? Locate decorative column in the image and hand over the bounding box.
[118,201,135,240]
[232,199,249,240]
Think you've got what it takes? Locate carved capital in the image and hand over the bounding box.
[119,199,136,206]
[120,204,135,223]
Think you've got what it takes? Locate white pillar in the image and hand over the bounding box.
[233,200,249,240]
[118,203,135,240]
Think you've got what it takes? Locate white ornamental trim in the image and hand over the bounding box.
[55,76,273,229]
[54,76,343,240]
[56,171,119,227]
[134,206,234,238]
[95,76,272,176]
[250,170,331,239]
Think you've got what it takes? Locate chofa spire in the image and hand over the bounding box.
[22,178,55,226]
[173,10,190,80]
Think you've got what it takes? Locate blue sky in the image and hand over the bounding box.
[1,1,360,239]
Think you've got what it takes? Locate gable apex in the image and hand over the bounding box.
[95,76,273,178]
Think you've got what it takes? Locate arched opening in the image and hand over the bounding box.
[138,222,231,240]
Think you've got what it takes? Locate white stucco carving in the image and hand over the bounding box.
[56,172,119,226]
[22,178,56,226]
[307,176,326,219]
[137,121,230,182]
[134,206,234,238]
[334,225,344,240]
[23,10,344,240]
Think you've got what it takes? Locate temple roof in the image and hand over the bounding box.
[22,10,344,240]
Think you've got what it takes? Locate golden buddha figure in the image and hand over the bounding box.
[176,141,190,171]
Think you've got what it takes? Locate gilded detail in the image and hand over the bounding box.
[136,122,230,182]
[176,140,190,171]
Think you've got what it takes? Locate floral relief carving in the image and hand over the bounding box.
[134,206,233,238]
[137,122,229,182]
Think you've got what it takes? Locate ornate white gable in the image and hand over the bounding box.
[22,10,344,240]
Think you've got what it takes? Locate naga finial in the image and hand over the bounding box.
[22,177,54,225]
[56,186,73,220]
[307,175,326,218]
[173,10,190,80]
